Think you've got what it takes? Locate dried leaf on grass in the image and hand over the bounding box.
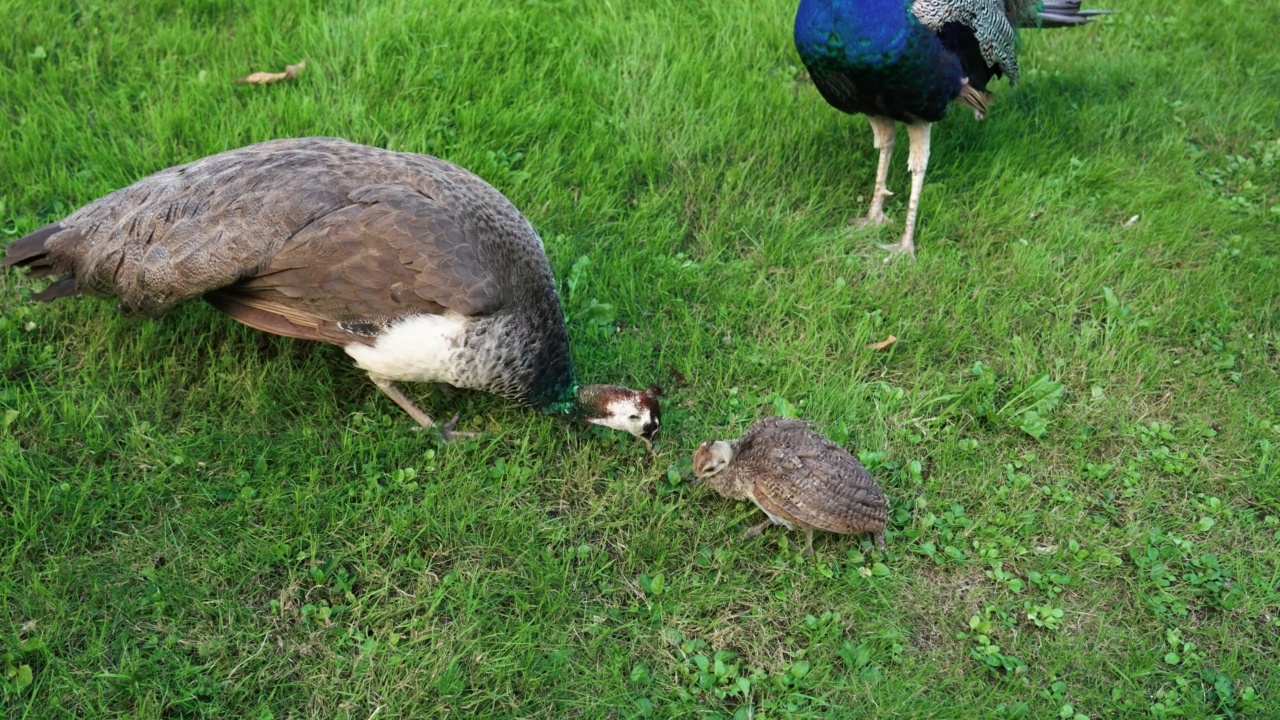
[664,364,689,387]
[236,61,306,85]
[867,335,897,351]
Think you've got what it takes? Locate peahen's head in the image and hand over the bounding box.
[575,384,662,448]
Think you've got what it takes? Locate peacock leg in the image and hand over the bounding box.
[881,122,930,261]
[370,376,476,442]
[744,519,774,539]
[856,116,897,227]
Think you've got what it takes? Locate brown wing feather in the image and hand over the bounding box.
[8,138,526,323]
[740,418,888,535]
[221,183,501,328]
[203,293,363,346]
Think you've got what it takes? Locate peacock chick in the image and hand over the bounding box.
[692,416,888,555]
[794,0,1110,260]
[3,137,661,446]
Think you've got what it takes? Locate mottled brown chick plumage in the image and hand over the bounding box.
[693,416,888,555]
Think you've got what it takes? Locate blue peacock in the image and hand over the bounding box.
[794,0,1109,259]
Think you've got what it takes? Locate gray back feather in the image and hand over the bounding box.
[42,137,549,318]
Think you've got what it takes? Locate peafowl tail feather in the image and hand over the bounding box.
[1026,1,1113,29]
[958,80,993,120]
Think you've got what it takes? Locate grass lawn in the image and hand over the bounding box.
[3,0,1278,716]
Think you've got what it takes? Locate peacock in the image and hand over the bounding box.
[3,138,662,445]
[794,0,1109,259]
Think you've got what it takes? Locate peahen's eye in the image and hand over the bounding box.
[628,414,640,420]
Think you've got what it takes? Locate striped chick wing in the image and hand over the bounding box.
[745,424,888,536]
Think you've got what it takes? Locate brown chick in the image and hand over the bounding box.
[692,416,888,555]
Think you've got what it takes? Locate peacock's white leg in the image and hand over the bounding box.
[857,116,897,227]
[881,122,930,261]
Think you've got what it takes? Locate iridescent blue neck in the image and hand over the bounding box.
[795,0,916,68]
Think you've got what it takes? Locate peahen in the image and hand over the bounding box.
[794,0,1109,259]
[3,138,662,445]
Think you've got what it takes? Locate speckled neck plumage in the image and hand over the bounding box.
[452,292,580,413]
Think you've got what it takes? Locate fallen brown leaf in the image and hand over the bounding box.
[236,60,306,85]
[664,364,689,386]
[867,335,897,351]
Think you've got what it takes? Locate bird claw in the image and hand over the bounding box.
[854,211,890,228]
[878,240,916,263]
[438,413,478,443]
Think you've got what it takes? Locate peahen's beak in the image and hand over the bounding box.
[641,419,659,451]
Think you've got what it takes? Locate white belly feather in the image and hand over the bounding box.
[344,312,476,386]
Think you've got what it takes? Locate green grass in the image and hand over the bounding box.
[2,0,1278,716]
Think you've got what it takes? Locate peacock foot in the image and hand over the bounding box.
[854,210,891,228]
[878,237,916,263]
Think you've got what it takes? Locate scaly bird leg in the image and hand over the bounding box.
[881,122,931,262]
[803,528,816,557]
[857,116,897,227]
[744,519,774,539]
[370,376,476,442]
